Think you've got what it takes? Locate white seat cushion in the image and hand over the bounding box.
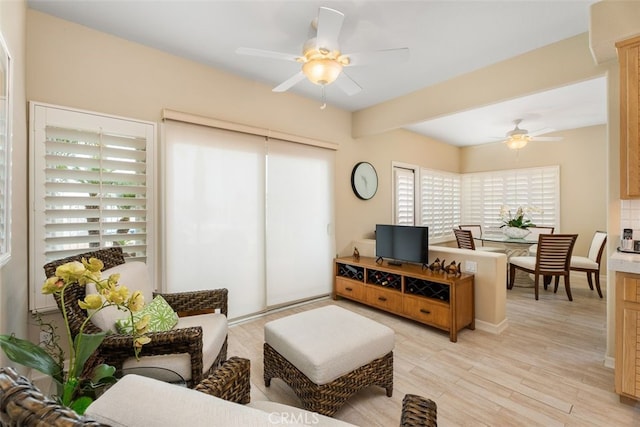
[122,313,227,381]
[509,256,536,270]
[570,255,598,270]
[264,305,394,385]
[87,374,297,427]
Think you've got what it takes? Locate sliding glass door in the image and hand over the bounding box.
[163,121,334,319]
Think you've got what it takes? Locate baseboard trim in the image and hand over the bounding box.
[474,318,509,334]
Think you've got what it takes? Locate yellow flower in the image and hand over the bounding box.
[82,257,104,273]
[107,273,120,287]
[78,294,103,310]
[103,285,130,305]
[134,335,151,349]
[127,291,144,313]
[55,261,86,283]
[41,276,64,294]
[134,314,151,334]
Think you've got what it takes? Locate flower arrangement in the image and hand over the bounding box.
[499,205,537,229]
[0,257,151,414]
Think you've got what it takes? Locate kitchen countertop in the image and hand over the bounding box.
[609,250,640,274]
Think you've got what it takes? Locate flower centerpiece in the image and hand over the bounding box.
[499,205,537,238]
[0,257,151,414]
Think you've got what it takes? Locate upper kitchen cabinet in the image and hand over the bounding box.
[617,35,640,199]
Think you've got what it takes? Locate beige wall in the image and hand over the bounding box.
[0,0,28,368]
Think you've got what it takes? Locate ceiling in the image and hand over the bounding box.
[27,0,606,147]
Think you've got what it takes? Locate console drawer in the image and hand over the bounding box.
[365,286,403,312]
[403,294,450,329]
[335,277,365,300]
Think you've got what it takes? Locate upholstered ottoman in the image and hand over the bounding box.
[263,305,395,416]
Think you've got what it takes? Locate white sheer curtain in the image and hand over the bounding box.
[163,120,335,319]
[163,121,266,319]
[266,138,335,306]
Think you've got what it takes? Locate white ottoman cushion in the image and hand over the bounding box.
[264,305,394,385]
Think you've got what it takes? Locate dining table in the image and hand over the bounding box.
[478,233,539,287]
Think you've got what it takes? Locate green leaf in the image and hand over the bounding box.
[70,396,93,415]
[0,334,63,382]
[90,363,116,384]
[72,331,106,378]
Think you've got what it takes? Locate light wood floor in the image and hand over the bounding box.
[227,275,640,426]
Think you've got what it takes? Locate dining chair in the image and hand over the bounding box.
[459,224,491,247]
[508,234,578,301]
[569,231,607,298]
[453,229,503,252]
[527,226,555,255]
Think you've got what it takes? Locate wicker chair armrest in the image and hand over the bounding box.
[194,357,250,404]
[155,288,228,317]
[400,394,437,427]
[0,367,108,427]
[101,326,203,350]
[97,326,205,385]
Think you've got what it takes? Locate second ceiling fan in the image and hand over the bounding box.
[236,7,409,105]
[502,119,563,149]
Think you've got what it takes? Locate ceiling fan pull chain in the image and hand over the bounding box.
[320,85,327,110]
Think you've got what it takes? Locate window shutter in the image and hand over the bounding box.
[30,103,155,311]
[420,168,461,241]
[461,166,559,230]
[393,166,415,225]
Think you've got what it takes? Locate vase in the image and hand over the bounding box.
[503,226,530,239]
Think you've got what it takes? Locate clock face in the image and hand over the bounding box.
[351,162,378,200]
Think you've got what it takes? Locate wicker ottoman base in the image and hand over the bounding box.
[264,342,393,416]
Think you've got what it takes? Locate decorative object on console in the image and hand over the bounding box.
[0,257,150,414]
[351,162,378,200]
[353,246,360,260]
[428,258,445,272]
[444,261,462,276]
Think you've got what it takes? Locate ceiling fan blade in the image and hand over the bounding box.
[334,72,362,96]
[236,47,300,62]
[315,7,344,50]
[345,48,410,67]
[273,72,306,92]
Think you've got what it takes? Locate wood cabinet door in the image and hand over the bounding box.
[618,36,640,198]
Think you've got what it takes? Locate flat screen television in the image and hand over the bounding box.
[375,224,429,266]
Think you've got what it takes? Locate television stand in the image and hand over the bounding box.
[334,256,475,342]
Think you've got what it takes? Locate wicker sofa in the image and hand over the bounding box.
[0,358,437,426]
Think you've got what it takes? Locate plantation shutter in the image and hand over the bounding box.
[461,166,559,230]
[420,168,461,242]
[393,166,415,225]
[30,103,155,311]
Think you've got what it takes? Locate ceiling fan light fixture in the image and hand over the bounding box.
[505,134,530,150]
[302,58,343,85]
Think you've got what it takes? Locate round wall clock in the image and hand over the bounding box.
[351,162,378,200]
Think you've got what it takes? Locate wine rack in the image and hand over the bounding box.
[336,263,364,282]
[405,277,450,302]
[333,256,474,342]
[367,269,401,290]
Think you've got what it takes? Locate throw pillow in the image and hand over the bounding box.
[115,295,179,334]
[86,261,154,332]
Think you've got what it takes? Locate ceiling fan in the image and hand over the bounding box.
[236,7,409,108]
[502,119,563,149]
